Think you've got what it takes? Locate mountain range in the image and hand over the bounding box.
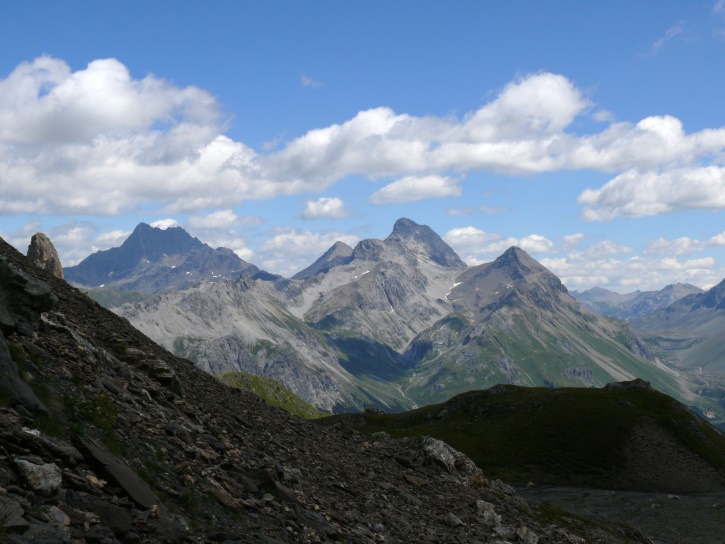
[7,233,657,544]
[65,218,712,420]
[631,279,725,420]
[572,283,703,321]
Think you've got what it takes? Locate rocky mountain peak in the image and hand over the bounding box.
[390,217,423,236]
[64,222,258,293]
[330,240,353,252]
[122,222,205,261]
[491,247,541,276]
[385,217,466,268]
[26,232,64,279]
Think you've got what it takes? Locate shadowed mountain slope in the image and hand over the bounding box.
[321,380,725,493]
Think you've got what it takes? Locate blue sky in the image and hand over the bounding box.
[1,1,724,292]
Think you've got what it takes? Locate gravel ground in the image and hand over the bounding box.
[517,485,725,544]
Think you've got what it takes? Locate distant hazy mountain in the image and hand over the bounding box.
[633,279,725,418]
[115,218,696,419]
[572,283,703,321]
[64,222,259,296]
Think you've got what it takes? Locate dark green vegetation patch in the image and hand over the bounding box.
[319,382,725,493]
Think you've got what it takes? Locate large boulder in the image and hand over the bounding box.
[13,459,62,493]
[26,233,64,279]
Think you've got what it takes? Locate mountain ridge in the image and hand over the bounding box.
[64,222,259,295]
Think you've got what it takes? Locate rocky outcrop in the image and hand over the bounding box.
[0,233,652,543]
[27,232,64,279]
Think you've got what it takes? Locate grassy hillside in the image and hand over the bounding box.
[218,371,326,419]
[319,381,725,492]
[402,308,690,409]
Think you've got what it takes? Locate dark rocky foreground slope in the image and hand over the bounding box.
[0,238,654,543]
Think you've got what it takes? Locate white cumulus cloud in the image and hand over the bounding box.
[579,166,725,221]
[562,233,585,249]
[583,240,634,257]
[541,252,722,292]
[370,176,461,204]
[1,57,724,221]
[302,197,350,219]
[444,226,553,265]
[188,209,262,229]
[257,228,360,277]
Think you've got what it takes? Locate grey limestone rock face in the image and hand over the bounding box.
[27,233,64,279]
[292,241,353,279]
[386,217,467,268]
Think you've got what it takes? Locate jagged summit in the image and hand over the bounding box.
[299,219,466,279]
[449,246,568,316]
[65,223,204,286]
[121,222,205,260]
[389,217,427,237]
[477,246,566,293]
[64,222,258,294]
[383,217,466,268]
[491,246,539,274]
